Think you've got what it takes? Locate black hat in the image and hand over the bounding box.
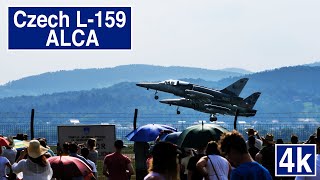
[114,140,127,148]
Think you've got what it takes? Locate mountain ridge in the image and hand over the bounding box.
[0,64,247,98]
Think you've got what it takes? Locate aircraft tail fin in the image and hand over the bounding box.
[243,92,261,109]
[220,78,249,96]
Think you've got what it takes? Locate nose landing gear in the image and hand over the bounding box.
[154,91,159,100]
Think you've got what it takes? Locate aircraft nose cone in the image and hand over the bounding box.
[136,83,145,87]
[136,82,161,90]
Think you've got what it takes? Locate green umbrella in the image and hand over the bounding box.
[177,123,229,148]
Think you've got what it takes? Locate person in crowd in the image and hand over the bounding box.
[2,137,17,169]
[86,138,98,164]
[12,140,53,180]
[276,139,284,144]
[38,138,55,157]
[144,141,180,180]
[180,148,193,180]
[80,147,97,179]
[305,135,316,144]
[60,142,69,156]
[296,127,320,180]
[245,128,263,150]
[256,134,276,179]
[248,136,260,160]
[291,134,299,144]
[196,141,231,180]
[219,130,272,180]
[0,145,12,180]
[187,146,206,180]
[103,140,134,180]
[134,141,150,180]
[68,142,92,169]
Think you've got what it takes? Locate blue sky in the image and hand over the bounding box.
[1,0,320,84]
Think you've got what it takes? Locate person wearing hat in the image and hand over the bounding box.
[12,140,53,180]
[245,128,263,150]
[103,140,134,180]
[256,134,275,179]
[144,141,180,180]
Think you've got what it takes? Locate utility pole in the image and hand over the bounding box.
[30,109,35,139]
[234,109,239,130]
[133,109,138,130]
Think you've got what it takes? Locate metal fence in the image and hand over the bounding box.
[0,110,319,145]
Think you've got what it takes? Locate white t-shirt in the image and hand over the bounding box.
[2,148,17,165]
[0,156,9,179]
[181,155,192,175]
[206,155,229,180]
[12,159,53,180]
[295,154,320,180]
[246,138,263,150]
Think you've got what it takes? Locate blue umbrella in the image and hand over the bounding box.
[161,132,182,144]
[126,124,177,142]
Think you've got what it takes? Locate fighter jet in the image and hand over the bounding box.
[159,92,261,121]
[136,78,249,104]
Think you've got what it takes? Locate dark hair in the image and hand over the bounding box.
[248,136,256,147]
[68,142,78,153]
[149,142,179,179]
[306,135,316,144]
[38,138,47,148]
[276,139,284,144]
[81,147,89,159]
[28,155,48,167]
[87,138,96,150]
[206,141,220,155]
[219,130,248,155]
[62,142,69,153]
[291,135,298,144]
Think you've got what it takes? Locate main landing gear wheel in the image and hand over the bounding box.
[176,107,181,114]
[154,91,159,100]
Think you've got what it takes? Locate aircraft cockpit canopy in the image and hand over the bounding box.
[161,79,190,86]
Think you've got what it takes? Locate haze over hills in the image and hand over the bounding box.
[0,64,248,98]
[0,65,319,125]
[220,68,252,74]
[305,61,320,67]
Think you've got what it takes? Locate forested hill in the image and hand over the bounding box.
[0,66,320,123]
[0,64,246,98]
